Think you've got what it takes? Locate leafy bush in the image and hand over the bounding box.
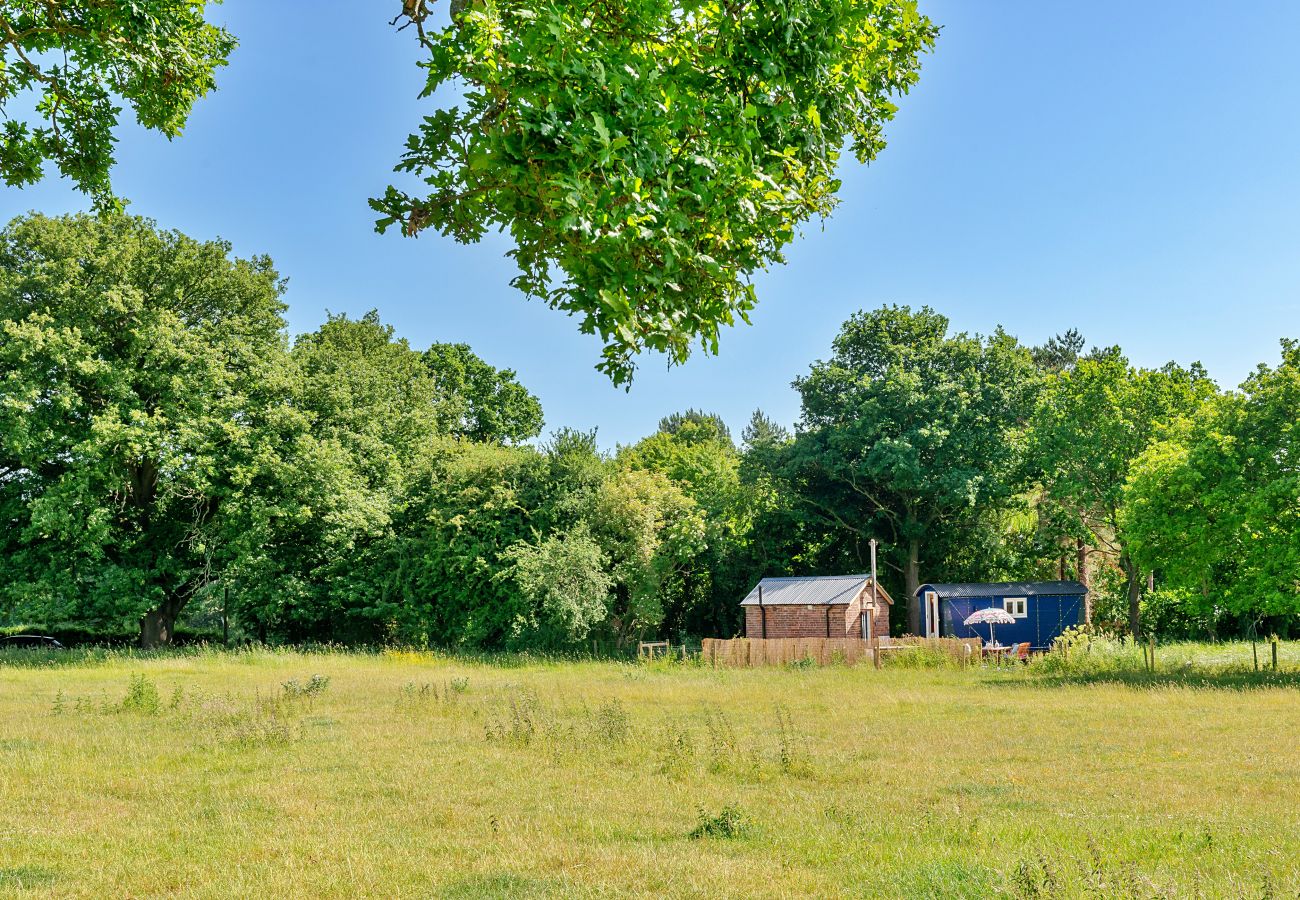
[881,641,971,670]
[1028,628,1147,677]
[121,674,161,715]
[591,699,630,746]
[281,674,330,699]
[690,805,750,840]
[499,524,613,644]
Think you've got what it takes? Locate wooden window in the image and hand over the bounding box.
[1003,597,1027,618]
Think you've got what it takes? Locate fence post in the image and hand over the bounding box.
[1272,635,1279,672]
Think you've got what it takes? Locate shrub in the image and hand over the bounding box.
[121,674,160,715]
[690,805,750,840]
[774,704,812,777]
[882,641,967,670]
[1028,629,1147,677]
[591,698,630,745]
[657,720,696,780]
[282,674,330,699]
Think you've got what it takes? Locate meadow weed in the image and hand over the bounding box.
[121,673,160,715]
[689,804,750,840]
[773,703,812,777]
[701,704,738,774]
[591,698,630,745]
[281,674,330,699]
[656,719,696,780]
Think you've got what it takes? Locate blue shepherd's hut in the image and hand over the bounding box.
[916,581,1087,650]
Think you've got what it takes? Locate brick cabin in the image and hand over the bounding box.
[741,575,893,640]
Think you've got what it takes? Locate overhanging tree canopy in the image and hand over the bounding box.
[0,1,235,209]
[375,0,937,384]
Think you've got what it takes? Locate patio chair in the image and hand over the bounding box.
[1015,642,1031,662]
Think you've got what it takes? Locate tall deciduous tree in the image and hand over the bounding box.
[1027,330,1091,592]
[1124,342,1300,630]
[0,213,290,646]
[0,1,235,208]
[1028,348,1216,636]
[786,306,1040,632]
[228,312,447,642]
[423,342,543,444]
[589,466,704,643]
[293,311,443,494]
[657,409,732,446]
[376,0,937,383]
[619,411,751,637]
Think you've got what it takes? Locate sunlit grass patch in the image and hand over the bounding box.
[1,648,1298,897]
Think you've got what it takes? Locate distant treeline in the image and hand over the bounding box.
[2,214,1296,647]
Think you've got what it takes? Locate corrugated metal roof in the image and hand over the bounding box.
[741,575,885,606]
[916,580,1088,598]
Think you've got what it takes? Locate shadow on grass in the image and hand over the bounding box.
[987,668,1300,691]
[0,643,374,670]
[0,643,639,671]
[0,866,57,889]
[439,873,564,899]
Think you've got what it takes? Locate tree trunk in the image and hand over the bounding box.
[1076,539,1091,623]
[905,537,921,635]
[1121,554,1141,638]
[139,594,185,649]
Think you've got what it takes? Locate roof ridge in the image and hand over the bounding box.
[760,574,869,580]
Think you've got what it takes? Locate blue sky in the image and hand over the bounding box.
[6,1,1299,448]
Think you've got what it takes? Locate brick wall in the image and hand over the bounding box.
[743,582,893,639]
[745,604,845,638]
[846,591,891,640]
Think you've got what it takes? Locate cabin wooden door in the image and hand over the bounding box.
[924,591,940,639]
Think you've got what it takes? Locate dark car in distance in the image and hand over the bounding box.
[1,635,66,650]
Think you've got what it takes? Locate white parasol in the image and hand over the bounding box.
[963,607,1016,645]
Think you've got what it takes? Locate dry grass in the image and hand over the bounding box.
[1,646,1298,898]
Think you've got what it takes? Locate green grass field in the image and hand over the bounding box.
[2,646,1299,898]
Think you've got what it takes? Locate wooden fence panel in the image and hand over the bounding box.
[698,636,982,668]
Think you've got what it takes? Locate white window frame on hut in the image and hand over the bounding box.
[1003,597,1028,618]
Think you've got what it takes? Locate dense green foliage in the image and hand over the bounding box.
[375,0,937,383]
[0,0,234,209]
[0,213,299,645]
[1027,349,1215,636]
[423,341,543,443]
[782,306,1040,632]
[3,214,1297,646]
[1123,342,1300,633]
